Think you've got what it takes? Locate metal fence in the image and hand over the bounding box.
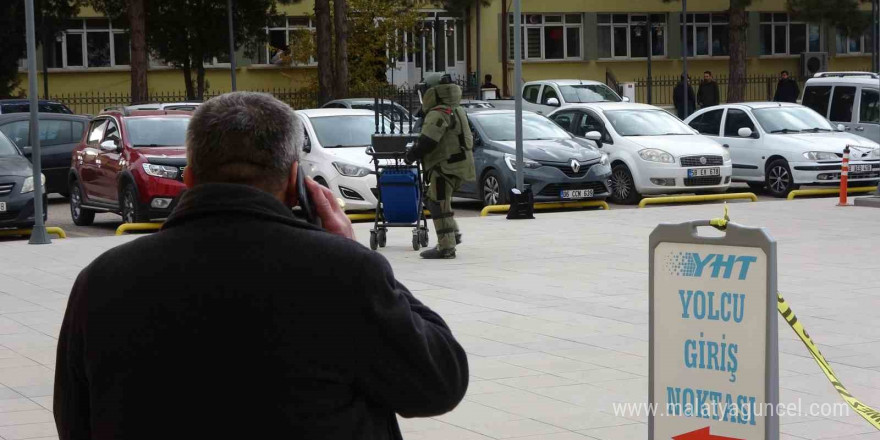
[633,74,803,106]
[50,79,479,116]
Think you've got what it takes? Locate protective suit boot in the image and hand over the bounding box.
[420,246,456,259]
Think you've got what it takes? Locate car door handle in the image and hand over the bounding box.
[722,144,730,148]
[855,127,865,132]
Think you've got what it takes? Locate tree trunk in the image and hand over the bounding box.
[315,0,333,104]
[183,60,194,100]
[727,3,748,103]
[333,0,349,98]
[128,0,148,104]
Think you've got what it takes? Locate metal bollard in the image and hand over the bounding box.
[839,145,850,206]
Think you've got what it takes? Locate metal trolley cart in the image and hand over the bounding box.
[367,92,429,251]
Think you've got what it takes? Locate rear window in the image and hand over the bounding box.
[124,117,190,147]
[0,119,84,147]
[0,102,73,114]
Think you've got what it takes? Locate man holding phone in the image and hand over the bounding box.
[54,92,469,439]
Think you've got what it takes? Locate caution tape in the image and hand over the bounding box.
[778,292,880,429]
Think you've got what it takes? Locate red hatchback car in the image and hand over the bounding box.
[69,109,190,225]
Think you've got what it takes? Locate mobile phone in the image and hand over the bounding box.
[296,164,322,228]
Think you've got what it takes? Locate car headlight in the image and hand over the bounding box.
[504,154,542,172]
[803,151,839,161]
[638,148,675,163]
[332,162,372,177]
[20,174,46,194]
[142,163,180,180]
[599,153,609,166]
[870,148,880,159]
[722,150,731,162]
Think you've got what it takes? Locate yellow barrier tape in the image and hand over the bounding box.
[778,292,880,429]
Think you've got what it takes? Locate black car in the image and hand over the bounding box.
[0,131,46,229]
[0,113,89,196]
[0,99,73,115]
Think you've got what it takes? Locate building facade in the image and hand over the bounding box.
[14,0,877,99]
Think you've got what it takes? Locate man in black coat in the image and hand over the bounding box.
[697,70,720,109]
[673,74,697,119]
[774,70,800,103]
[54,92,469,439]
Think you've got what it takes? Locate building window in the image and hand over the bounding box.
[759,13,821,56]
[597,14,666,59]
[55,19,129,69]
[255,16,316,66]
[508,13,583,61]
[836,27,874,55]
[682,13,729,57]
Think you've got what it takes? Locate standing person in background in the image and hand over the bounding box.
[673,74,697,120]
[774,70,800,103]
[406,73,475,260]
[697,71,720,108]
[482,74,499,91]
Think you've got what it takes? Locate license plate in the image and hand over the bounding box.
[0,202,5,212]
[560,189,594,199]
[850,164,873,173]
[687,167,721,177]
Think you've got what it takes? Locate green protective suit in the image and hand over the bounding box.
[409,78,476,251]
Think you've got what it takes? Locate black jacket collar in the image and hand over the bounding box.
[163,183,320,232]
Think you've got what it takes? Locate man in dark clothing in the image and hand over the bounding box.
[482,74,499,91]
[774,70,800,103]
[697,71,720,108]
[54,92,469,439]
[673,75,697,119]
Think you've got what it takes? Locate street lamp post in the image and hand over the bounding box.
[513,0,523,191]
[227,0,237,91]
[681,0,689,117]
[24,0,50,245]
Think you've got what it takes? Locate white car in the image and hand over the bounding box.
[295,109,396,211]
[522,79,625,107]
[801,72,879,143]
[685,102,880,197]
[547,103,731,204]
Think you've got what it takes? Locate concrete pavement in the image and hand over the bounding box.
[0,198,878,439]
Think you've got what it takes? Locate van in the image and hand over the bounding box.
[801,72,880,142]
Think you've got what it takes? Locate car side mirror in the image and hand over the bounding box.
[585,131,603,142]
[302,136,312,153]
[622,96,631,103]
[836,124,846,132]
[737,127,754,138]
[99,139,119,152]
[545,97,560,107]
[21,146,32,157]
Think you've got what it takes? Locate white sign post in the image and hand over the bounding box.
[650,221,778,440]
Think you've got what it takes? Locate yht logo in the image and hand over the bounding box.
[666,252,757,280]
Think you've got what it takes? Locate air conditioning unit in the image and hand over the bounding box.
[801,52,829,78]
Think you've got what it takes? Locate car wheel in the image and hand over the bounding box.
[765,159,799,198]
[610,164,641,205]
[480,170,508,207]
[69,183,95,226]
[747,182,765,192]
[121,184,150,223]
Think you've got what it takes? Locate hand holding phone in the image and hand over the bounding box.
[299,171,356,240]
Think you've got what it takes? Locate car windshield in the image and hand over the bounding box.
[310,115,392,147]
[125,117,190,147]
[475,113,571,141]
[753,107,834,133]
[351,103,411,124]
[604,110,694,136]
[0,132,20,157]
[558,85,622,103]
[1,102,72,114]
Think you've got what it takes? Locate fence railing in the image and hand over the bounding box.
[633,74,803,106]
[51,80,479,116]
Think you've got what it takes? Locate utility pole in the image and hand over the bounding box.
[647,14,653,104]
[681,0,688,117]
[227,0,237,91]
[476,3,481,98]
[513,0,523,191]
[24,0,50,245]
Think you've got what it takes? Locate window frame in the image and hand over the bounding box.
[256,16,317,66]
[689,108,724,136]
[508,13,584,61]
[597,13,667,60]
[682,13,729,58]
[722,108,758,138]
[836,27,875,55]
[759,13,822,56]
[58,19,130,69]
[859,88,880,125]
